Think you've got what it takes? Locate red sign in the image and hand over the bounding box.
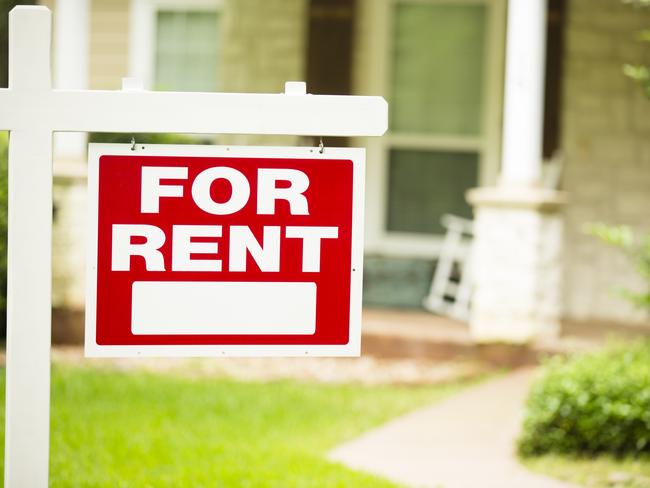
[85,144,365,357]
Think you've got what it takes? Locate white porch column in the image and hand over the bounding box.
[51,0,91,322]
[500,0,547,186]
[53,0,90,161]
[467,0,566,344]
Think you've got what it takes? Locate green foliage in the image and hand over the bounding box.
[623,0,650,7]
[88,132,212,145]
[585,223,650,311]
[622,1,650,97]
[0,365,465,486]
[518,341,650,457]
[624,63,650,98]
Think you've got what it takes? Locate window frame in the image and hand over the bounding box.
[358,0,506,259]
[128,0,223,90]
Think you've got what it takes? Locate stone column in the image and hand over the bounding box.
[467,188,565,343]
[467,0,566,344]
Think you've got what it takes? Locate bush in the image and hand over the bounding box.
[586,223,650,311]
[518,341,650,457]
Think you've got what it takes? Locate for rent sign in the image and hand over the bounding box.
[4,7,385,482]
[85,144,365,357]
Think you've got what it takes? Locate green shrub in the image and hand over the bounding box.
[586,223,650,311]
[518,341,650,457]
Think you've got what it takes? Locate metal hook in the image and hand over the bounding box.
[318,137,324,154]
[131,136,136,151]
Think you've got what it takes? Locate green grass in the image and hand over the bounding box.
[0,365,468,487]
[522,454,650,487]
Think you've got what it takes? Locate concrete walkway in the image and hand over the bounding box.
[329,369,579,488]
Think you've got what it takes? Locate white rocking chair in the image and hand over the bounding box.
[422,214,474,322]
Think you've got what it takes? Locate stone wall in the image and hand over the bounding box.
[52,177,87,310]
[562,0,650,324]
[52,175,87,344]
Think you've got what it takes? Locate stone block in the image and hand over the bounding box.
[467,188,565,343]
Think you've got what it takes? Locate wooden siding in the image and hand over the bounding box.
[89,0,129,89]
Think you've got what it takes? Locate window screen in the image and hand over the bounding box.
[390,4,486,135]
[155,11,220,92]
[387,149,478,235]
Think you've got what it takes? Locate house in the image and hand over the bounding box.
[34,0,650,343]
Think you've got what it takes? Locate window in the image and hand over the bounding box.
[128,0,222,92]
[390,4,486,136]
[154,11,220,92]
[361,0,505,257]
[387,3,486,235]
[387,149,478,235]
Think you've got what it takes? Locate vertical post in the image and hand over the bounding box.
[499,0,548,186]
[5,7,53,487]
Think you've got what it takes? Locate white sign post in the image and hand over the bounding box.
[0,6,387,486]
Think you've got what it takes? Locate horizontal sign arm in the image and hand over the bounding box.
[0,89,388,137]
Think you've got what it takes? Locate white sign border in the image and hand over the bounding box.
[85,143,365,358]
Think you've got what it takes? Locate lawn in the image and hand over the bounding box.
[0,364,467,487]
[522,453,650,487]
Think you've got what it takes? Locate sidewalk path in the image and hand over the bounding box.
[329,368,579,488]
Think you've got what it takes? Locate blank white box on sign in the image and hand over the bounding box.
[131,281,317,335]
